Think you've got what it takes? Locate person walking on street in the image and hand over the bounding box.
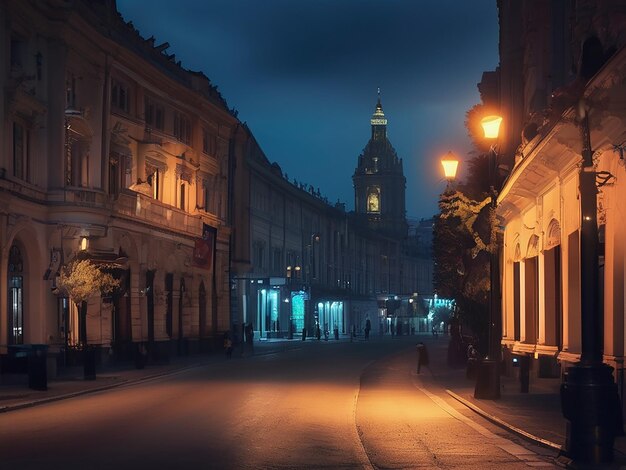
[223,332,233,359]
[245,323,254,354]
[365,318,371,340]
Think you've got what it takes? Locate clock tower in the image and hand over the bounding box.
[353,92,407,238]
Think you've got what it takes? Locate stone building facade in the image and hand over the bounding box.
[1,0,237,370]
[487,1,626,394]
[230,101,428,341]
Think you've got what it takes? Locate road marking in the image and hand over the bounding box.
[352,389,376,470]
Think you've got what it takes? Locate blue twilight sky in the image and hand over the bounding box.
[116,0,499,220]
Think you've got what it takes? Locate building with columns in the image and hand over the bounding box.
[1,0,237,370]
[485,1,626,404]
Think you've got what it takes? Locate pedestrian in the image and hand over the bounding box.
[316,324,321,341]
[223,332,233,359]
[365,318,371,340]
[245,323,254,353]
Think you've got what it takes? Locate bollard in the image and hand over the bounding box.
[416,343,429,374]
[519,355,530,393]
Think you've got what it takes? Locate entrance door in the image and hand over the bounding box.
[8,244,24,345]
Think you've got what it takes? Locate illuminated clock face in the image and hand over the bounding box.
[367,191,380,213]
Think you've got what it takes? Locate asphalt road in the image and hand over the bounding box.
[0,336,557,469]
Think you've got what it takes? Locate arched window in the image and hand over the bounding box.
[367,186,380,213]
[8,244,24,345]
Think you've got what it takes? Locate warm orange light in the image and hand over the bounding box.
[481,115,503,139]
[441,151,459,180]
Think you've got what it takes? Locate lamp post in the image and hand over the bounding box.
[474,115,503,400]
[560,100,622,464]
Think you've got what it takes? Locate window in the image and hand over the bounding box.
[197,178,211,212]
[8,244,24,345]
[65,74,77,109]
[111,79,130,112]
[367,187,380,213]
[10,37,23,68]
[109,153,131,196]
[147,167,160,200]
[272,248,283,276]
[254,242,265,270]
[179,183,186,211]
[174,112,191,144]
[203,186,210,212]
[144,98,164,130]
[202,129,216,155]
[12,122,29,181]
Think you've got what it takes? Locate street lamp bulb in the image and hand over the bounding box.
[481,115,503,139]
[441,151,459,180]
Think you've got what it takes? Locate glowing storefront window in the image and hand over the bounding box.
[292,292,305,331]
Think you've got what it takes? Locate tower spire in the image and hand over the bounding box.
[371,88,387,135]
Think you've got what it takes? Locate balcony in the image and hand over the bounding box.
[113,190,202,236]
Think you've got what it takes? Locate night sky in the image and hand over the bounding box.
[116,0,499,220]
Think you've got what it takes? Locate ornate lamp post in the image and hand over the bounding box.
[438,131,503,399]
[473,114,503,400]
[560,100,622,464]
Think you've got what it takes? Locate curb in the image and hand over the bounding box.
[0,344,303,414]
[446,389,562,452]
[0,361,209,414]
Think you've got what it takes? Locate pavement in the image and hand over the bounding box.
[2,334,626,468]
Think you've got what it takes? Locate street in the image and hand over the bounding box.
[0,336,557,469]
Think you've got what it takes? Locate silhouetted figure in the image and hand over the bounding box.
[223,332,233,359]
[416,342,429,374]
[316,325,321,341]
[365,318,371,340]
[245,323,254,353]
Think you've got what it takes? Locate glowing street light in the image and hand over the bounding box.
[480,115,503,139]
[441,151,459,181]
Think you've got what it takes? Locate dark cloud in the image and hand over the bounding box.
[117,0,499,218]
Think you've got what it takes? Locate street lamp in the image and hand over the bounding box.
[441,151,459,182]
[473,114,503,400]
[560,100,622,463]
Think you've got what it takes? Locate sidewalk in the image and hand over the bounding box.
[420,335,626,468]
[0,338,305,413]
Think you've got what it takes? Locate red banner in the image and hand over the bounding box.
[193,223,216,270]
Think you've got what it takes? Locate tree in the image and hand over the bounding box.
[57,259,120,347]
[434,163,495,352]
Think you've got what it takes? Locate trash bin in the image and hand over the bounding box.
[83,346,97,380]
[28,344,48,391]
[135,343,147,369]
